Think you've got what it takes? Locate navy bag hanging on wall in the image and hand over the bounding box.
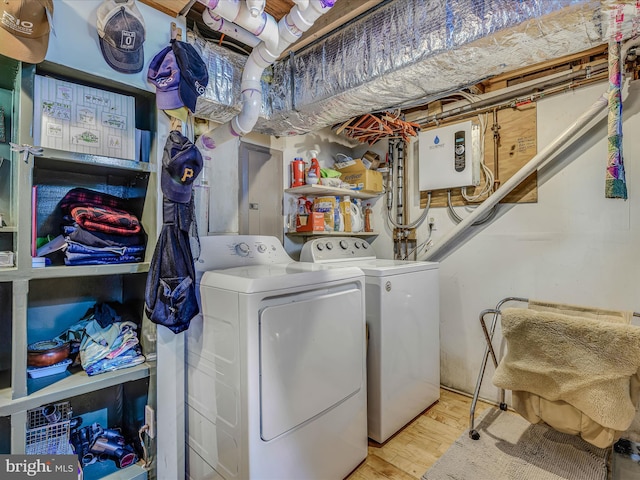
[144,130,202,334]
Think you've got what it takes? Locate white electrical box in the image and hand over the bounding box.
[418,121,480,191]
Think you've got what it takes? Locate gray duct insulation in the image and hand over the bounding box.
[191,0,609,136]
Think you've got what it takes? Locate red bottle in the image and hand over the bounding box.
[291,158,305,187]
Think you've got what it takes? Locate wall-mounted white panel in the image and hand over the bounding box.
[418,120,478,191]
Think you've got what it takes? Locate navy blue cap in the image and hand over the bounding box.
[148,46,184,110]
[161,130,203,203]
[171,40,208,113]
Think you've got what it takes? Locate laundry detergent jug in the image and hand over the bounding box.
[351,200,364,233]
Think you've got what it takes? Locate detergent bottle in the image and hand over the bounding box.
[351,199,364,233]
[307,149,321,185]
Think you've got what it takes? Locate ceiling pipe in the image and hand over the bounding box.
[246,0,265,17]
[202,9,261,48]
[200,0,278,51]
[195,0,335,159]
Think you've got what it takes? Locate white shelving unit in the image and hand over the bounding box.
[0,60,158,480]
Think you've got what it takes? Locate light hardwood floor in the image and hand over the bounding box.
[347,388,493,480]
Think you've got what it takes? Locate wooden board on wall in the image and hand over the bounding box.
[421,105,538,208]
[139,0,192,17]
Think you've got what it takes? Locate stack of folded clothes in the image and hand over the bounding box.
[55,301,146,376]
[59,188,146,266]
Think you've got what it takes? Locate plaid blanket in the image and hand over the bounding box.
[71,206,141,235]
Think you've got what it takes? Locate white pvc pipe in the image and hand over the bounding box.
[235,1,278,49]
[246,0,265,18]
[196,0,335,160]
[202,0,278,51]
[202,9,260,47]
[201,0,240,21]
[422,92,608,262]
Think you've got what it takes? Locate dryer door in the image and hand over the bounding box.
[259,286,364,441]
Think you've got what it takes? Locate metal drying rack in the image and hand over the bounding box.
[468,296,640,440]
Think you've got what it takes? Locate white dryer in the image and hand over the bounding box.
[186,235,367,480]
[301,237,440,443]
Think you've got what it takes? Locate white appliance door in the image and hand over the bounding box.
[260,287,364,441]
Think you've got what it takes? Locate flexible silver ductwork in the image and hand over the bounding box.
[192,0,622,136]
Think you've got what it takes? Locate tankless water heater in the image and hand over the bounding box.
[418,120,480,191]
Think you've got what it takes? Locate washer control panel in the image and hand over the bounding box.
[300,237,376,263]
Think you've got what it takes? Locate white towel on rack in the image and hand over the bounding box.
[528,299,633,324]
[493,307,640,432]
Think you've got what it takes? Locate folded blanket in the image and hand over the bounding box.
[493,307,640,431]
[60,187,133,215]
[512,391,624,448]
[71,206,141,235]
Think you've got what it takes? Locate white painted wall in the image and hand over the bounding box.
[402,79,640,402]
[46,0,178,92]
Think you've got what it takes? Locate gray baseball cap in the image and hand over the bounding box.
[96,0,145,74]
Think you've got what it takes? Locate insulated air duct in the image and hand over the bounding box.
[192,0,623,137]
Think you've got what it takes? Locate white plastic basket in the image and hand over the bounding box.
[25,401,73,455]
[0,251,14,268]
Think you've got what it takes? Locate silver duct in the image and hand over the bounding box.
[193,0,610,136]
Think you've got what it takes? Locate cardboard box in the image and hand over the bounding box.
[334,158,384,194]
[296,212,325,232]
[362,151,381,170]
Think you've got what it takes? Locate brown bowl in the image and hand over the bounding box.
[27,340,71,368]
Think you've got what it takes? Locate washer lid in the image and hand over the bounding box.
[353,258,439,276]
[312,258,439,276]
[200,262,363,293]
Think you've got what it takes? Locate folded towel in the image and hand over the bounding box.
[529,299,633,324]
[493,307,640,431]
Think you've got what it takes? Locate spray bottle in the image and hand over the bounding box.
[307,149,321,185]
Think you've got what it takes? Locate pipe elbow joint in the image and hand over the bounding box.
[246,0,265,17]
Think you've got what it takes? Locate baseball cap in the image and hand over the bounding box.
[171,40,208,113]
[0,0,54,64]
[96,0,145,74]
[164,106,189,122]
[148,46,183,110]
[161,130,203,203]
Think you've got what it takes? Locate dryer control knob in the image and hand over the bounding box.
[326,242,333,250]
[354,242,361,249]
[316,243,324,251]
[235,242,250,256]
[257,244,267,253]
[339,240,348,250]
[361,242,369,249]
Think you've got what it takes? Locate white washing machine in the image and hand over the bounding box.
[301,237,440,443]
[186,235,368,480]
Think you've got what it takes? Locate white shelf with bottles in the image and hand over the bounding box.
[285,184,381,199]
[286,230,379,238]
